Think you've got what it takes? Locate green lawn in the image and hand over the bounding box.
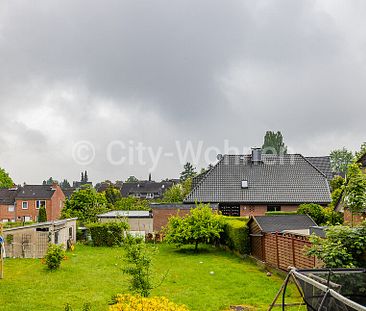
[0,244,300,311]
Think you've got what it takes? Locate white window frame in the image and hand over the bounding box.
[8,205,15,212]
[22,201,28,210]
[36,200,46,210]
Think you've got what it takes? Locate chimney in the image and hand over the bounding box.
[251,148,262,164]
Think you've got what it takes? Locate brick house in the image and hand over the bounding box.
[185,148,331,216]
[0,184,65,222]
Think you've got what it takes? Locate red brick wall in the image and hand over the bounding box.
[50,185,65,220]
[0,204,16,221]
[151,208,192,232]
[240,205,299,216]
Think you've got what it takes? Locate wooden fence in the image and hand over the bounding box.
[251,232,319,270]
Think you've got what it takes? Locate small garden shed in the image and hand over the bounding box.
[3,218,77,258]
[248,215,321,269]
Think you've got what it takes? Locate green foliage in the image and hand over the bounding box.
[180,163,196,182]
[3,221,34,229]
[0,167,14,189]
[60,179,71,189]
[105,185,122,205]
[265,211,297,216]
[123,241,158,297]
[87,222,129,247]
[355,142,366,160]
[164,203,225,252]
[38,205,47,222]
[330,147,354,175]
[262,131,287,155]
[221,217,250,254]
[343,163,366,215]
[43,177,58,185]
[113,197,150,211]
[125,176,139,183]
[329,175,345,191]
[308,222,366,268]
[162,178,192,203]
[297,203,326,225]
[43,244,66,270]
[61,185,108,223]
[323,206,344,225]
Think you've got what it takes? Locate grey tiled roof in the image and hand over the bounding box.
[16,185,56,199]
[0,188,18,205]
[185,154,331,204]
[249,215,318,233]
[121,181,174,197]
[305,156,334,180]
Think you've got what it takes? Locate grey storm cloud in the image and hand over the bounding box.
[0,0,365,183]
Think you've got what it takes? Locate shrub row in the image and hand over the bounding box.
[221,217,250,255]
[265,211,297,216]
[87,222,129,246]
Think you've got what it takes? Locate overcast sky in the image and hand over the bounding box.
[1,0,366,184]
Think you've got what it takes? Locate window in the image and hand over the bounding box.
[22,201,28,209]
[8,205,15,212]
[36,200,46,210]
[267,206,281,212]
[69,227,73,239]
[146,193,154,199]
[241,180,248,189]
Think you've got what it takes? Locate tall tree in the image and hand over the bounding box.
[60,179,71,189]
[261,131,288,155]
[343,163,366,225]
[84,170,88,182]
[180,162,196,182]
[105,185,122,205]
[43,177,58,185]
[0,167,13,189]
[355,142,366,160]
[330,147,354,176]
[126,176,139,183]
[38,205,47,222]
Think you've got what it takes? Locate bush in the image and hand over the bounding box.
[307,222,366,268]
[87,222,129,247]
[221,217,250,255]
[38,205,47,222]
[164,203,225,252]
[265,211,297,216]
[297,203,326,225]
[43,244,66,270]
[110,294,189,311]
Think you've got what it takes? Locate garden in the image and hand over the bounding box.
[0,243,300,311]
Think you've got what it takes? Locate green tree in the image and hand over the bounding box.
[0,167,13,189]
[61,185,108,223]
[104,185,122,205]
[307,222,366,268]
[60,179,71,189]
[126,176,139,183]
[330,175,345,191]
[180,163,196,182]
[355,142,366,160]
[162,178,192,203]
[343,163,366,225]
[38,205,47,222]
[261,131,287,155]
[330,147,354,175]
[114,197,150,211]
[164,203,225,252]
[297,203,326,225]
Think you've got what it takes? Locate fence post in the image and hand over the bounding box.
[275,232,279,268]
[291,235,296,267]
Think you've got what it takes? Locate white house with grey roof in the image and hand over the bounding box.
[185,148,331,216]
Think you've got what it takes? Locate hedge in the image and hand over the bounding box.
[265,211,297,216]
[87,222,129,247]
[221,217,250,255]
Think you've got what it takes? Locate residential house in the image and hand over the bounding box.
[120,180,175,200]
[0,187,18,222]
[185,148,331,216]
[0,184,66,223]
